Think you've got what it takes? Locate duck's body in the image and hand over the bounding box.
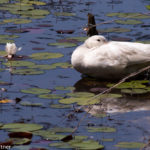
[71,35,150,80]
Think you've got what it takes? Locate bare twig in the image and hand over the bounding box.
[70,65,150,135]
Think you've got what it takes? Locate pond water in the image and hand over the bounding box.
[0,0,150,150]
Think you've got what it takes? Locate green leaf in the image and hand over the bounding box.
[20,101,43,107]
[115,19,142,25]
[87,127,116,133]
[39,94,63,99]
[50,104,71,109]
[54,12,76,16]
[2,123,43,132]
[33,130,66,140]
[107,12,150,19]
[107,80,148,89]
[11,68,44,75]
[121,88,148,94]
[98,27,131,33]
[21,88,51,95]
[115,142,145,148]
[9,138,31,145]
[48,42,77,48]
[30,52,63,60]
[66,92,95,98]
[55,86,75,91]
[4,61,35,67]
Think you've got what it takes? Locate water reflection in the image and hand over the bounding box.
[74,77,150,114]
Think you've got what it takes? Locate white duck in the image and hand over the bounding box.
[71,35,150,80]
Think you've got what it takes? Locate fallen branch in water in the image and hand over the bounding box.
[62,65,150,142]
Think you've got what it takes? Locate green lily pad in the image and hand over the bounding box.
[66,92,95,98]
[4,61,35,67]
[50,139,104,150]
[101,138,114,142]
[0,50,7,56]
[107,12,150,19]
[55,86,75,91]
[54,12,76,16]
[0,34,19,39]
[70,139,104,150]
[121,88,148,94]
[0,39,14,44]
[98,27,131,33]
[38,94,63,99]
[50,62,72,69]
[0,0,9,4]
[115,19,142,25]
[1,123,43,132]
[27,1,46,5]
[146,5,150,10]
[67,36,87,42]
[33,130,66,140]
[48,42,77,48]
[11,68,44,75]
[20,101,43,107]
[30,52,63,60]
[9,138,31,145]
[87,127,116,133]
[50,104,71,109]
[115,142,145,149]
[27,64,54,70]
[59,97,100,106]
[19,9,50,19]
[50,142,73,149]
[49,127,74,133]
[21,88,51,95]
[137,41,150,44]
[107,80,149,89]
[3,18,32,24]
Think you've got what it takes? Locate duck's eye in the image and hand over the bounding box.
[97,39,101,42]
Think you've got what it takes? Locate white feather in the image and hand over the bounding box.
[71,35,150,80]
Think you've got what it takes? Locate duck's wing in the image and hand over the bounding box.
[85,41,150,70]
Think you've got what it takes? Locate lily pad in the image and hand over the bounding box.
[115,142,145,149]
[67,36,87,42]
[98,27,131,33]
[9,138,31,145]
[107,80,149,89]
[50,139,104,150]
[20,101,43,107]
[107,12,150,19]
[0,0,9,4]
[0,50,7,56]
[3,18,32,24]
[33,130,66,140]
[50,62,72,69]
[115,19,142,25]
[54,12,76,16]
[4,61,35,67]
[0,39,14,44]
[121,88,148,94]
[48,42,77,48]
[50,104,71,109]
[59,97,100,106]
[49,127,73,133]
[38,94,63,99]
[21,88,51,95]
[30,52,63,60]
[66,92,95,98]
[1,123,43,132]
[55,86,75,91]
[70,139,104,150]
[27,64,54,70]
[11,68,44,75]
[87,127,116,132]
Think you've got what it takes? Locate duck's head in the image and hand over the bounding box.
[84,35,107,49]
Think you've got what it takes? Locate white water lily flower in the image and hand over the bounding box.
[5,43,22,58]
